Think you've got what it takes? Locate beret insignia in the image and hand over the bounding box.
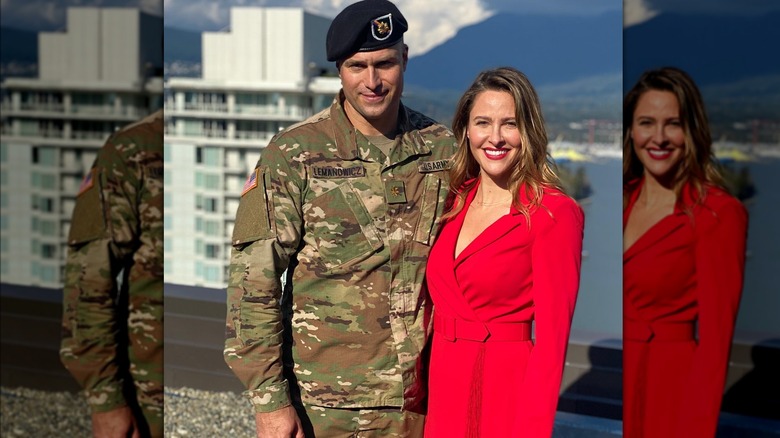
[371,14,393,41]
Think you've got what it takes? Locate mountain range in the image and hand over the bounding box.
[624,12,780,90]
[405,11,623,92]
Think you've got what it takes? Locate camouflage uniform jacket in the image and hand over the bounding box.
[60,110,164,418]
[225,94,456,413]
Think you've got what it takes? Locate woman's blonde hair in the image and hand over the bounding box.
[623,67,724,208]
[444,67,562,223]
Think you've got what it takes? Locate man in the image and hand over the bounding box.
[61,110,164,438]
[224,0,456,436]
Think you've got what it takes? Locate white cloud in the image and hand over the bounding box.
[163,0,493,57]
[393,0,493,57]
[623,0,658,27]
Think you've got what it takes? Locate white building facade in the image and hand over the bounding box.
[0,7,163,287]
[164,7,341,288]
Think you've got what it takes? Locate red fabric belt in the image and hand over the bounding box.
[434,312,532,342]
[624,319,696,342]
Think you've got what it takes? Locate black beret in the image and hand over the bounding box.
[326,0,408,62]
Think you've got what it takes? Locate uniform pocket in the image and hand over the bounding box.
[304,181,383,272]
[413,174,442,245]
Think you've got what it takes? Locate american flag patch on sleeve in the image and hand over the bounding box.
[242,168,259,196]
[77,168,95,196]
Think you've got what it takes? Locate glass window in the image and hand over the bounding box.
[39,147,57,166]
[204,220,219,236]
[164,214,172,230]
[39,220,57,236]
[164,144,172,162]
[1,215,9,230]
[205,174,220,190]
[0,143,7,162]
[203,147,221,166]
[37,197,54,212]
[41,243,56,259]
[205,244,219,259]
[40,265,57,282]
[41,173,56,190]
[205,265,221,282]
[204,197,217,212]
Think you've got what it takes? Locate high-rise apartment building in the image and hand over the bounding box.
[164,7,341,288]
[0,7,163,287]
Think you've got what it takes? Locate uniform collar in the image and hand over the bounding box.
[330,91,431,164]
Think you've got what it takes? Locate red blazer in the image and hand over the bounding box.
[623,180,748,438]
[424,179,584,438]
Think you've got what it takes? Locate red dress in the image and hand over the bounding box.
[424,180,584,437]
[623,180,748,438]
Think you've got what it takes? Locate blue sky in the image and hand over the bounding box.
[4,0,779,57]
[2,0,620,57]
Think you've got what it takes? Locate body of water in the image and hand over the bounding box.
[567,156,780,342]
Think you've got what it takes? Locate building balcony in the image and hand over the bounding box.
[164,130,274,147]
[1,101,150,122]
[164,104,312,122]
[0,127,106,147]
[183,103,229,113]
[71,130,112,141]
[234,105,312,120]
[20,102,65,112]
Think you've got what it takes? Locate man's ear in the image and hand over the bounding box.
[402,44,409,71]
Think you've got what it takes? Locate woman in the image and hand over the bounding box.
[424,67,584,437]
[623,67,748,438]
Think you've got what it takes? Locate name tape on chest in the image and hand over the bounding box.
[418,159,450,173]
[312,165,366,179]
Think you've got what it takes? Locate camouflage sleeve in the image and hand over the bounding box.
[225,141,302,413]
[60,139,142,413]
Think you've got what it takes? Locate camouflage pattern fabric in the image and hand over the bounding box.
[60,110,164,437]
[297,404,425,437]
[225,93,456,416]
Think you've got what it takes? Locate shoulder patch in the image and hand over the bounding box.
[418,159,450,173]
[242,168,259,196]
[77,168,96,196]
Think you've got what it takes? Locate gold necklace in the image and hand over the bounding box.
[472,198,512,206]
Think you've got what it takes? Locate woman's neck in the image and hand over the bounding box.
[474,174,512,206]
[638,173,676,209]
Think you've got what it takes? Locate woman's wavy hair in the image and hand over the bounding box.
[443,67,562,224]
[623,67,724,209]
